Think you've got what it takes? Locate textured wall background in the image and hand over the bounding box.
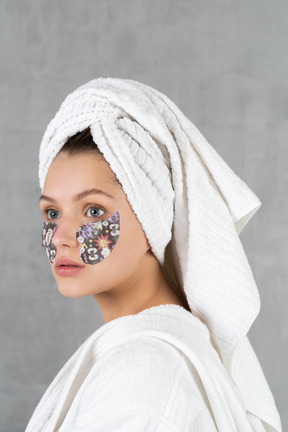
[0,1,287,430]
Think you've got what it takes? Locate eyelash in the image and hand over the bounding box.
[43,206,105,220]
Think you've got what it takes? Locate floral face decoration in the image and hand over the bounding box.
[41,211,120,265]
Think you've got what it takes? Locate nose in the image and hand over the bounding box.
[52,218,80,249]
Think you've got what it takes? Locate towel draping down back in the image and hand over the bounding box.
[38,77,282,432]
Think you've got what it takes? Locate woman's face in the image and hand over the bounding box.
[39,152,151,299]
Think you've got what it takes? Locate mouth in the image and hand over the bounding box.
[55,264,85,277]
[55,258,85,268]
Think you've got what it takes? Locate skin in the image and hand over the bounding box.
[39,152,187,323]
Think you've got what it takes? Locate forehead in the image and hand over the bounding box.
[44,153,119,189]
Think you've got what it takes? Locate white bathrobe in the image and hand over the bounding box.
[25,304,281,432]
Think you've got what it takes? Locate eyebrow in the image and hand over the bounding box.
[39,188,114,203]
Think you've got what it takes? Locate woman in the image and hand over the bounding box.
[25,77,282,431]
[39,127,189,322]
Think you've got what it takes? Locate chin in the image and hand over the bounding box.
[56,281,90,298]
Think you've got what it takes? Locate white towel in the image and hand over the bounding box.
[38,77,282,431]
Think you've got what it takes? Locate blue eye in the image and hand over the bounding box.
[47,209,59,219]
[87,207,105,218]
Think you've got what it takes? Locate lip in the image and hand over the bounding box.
[55,258,84,267]
[55,257,85,277]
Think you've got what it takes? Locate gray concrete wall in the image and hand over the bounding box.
[0,1,286,430]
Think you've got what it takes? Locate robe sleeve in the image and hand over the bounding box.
[62,337,218,431]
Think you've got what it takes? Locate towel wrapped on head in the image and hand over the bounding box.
[38,77,281,432]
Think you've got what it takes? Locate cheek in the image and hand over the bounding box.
[87,214,148,277]
[76,211,120,265]
[42,222,59,263]
[114,213,150,263]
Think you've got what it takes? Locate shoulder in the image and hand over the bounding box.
[83,336,183,408]
[73,336,216,430]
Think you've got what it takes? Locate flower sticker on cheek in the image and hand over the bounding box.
[76,211,120,265]
[42,222,59,263]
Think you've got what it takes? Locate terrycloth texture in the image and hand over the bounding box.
[38,77,282,431]
[25,304,276,432]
